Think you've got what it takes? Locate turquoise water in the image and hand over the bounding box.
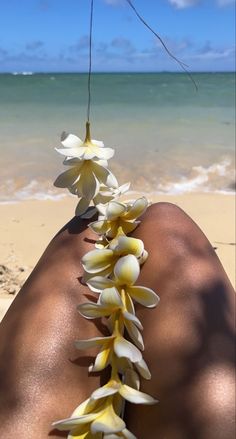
[0,72,235,201]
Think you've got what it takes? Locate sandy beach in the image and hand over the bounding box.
[0,193,235,321]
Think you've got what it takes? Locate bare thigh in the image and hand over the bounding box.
[126,203,235,439]
[0,217,108,438]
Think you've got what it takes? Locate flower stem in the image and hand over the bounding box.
[85,121,91,143]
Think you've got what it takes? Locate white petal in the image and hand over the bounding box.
[91,381,120,400]
[91,404,125,434]
[122,311,143,330]
[124,321,144,351]
[52,413,98,431]
[100,287,123,308]
[75,197,91,217]
[106,201,126,220]
[75,336,114,350]
[92,146,114,160]
[123,197,148,221]
[96,203,107,216]
[86,276,114,293]
[106,170,118,189]
[82,249,114,273]
[79,171,99,200]
[95,159,108,167]
[114,236,144,258]
[114,336,142,363]
[119,384,158,405]
[55,147,86,158]
[135,358,151,380]
[91,139,104,147]
[114,255,140,286]
[78,303,111,319]
[61,132,83,148]
[54,167,81,188]
[92,163,118,189]
[127,286,160,308]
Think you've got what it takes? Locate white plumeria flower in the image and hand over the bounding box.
[80,182,132,220]
[53,395,127,437]
[90,375,157,405]
[86,254,160,309]
[56,123,114,161]
[54,123,119,216]
[78,286,144,350]
[54,158,118,216]
[75,330,143,373]
[82,236,145,278]
[89,197,148,238]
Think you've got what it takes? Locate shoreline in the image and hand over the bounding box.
[0,193,235,321]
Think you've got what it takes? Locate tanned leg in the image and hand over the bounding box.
[0,217,109,438]
[126,203,235,439]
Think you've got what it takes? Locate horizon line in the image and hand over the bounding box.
[0,70,235,75]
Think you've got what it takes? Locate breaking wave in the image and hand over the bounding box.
[156,159,235,195]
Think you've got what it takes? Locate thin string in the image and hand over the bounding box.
[87,0,94,123]
[125,0,198,91]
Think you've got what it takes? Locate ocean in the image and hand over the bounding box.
[0,72,235,202]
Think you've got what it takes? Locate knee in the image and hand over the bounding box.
[136,202,218,285]
[145,202,214,256]
[145,202,192,227]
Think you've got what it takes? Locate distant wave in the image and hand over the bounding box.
[155,159,235,195]
[0,180,67,204]
[11,71,34,75]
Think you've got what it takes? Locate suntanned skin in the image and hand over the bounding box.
[0,203,235,438]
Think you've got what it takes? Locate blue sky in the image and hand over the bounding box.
[0,0,235,72]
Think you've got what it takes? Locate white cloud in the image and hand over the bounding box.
[168,0,235,7]
[168,0,200,8]
[105,0,235,8]
[193,45,235,60]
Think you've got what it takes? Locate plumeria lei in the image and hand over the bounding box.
[53,123,160,438]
